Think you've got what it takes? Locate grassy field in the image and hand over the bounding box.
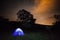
[0,30,50,40]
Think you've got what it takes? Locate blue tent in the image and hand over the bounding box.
[13,28,24,36]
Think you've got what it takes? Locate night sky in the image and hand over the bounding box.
[1,0,34,20]
[0,0,60,25]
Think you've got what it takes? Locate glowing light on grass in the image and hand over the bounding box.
[13,28,24,36]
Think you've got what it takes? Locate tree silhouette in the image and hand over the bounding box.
[0,16,9,22]
[17,9,36,27]
[54,15,60,21]
[52,15,60,31]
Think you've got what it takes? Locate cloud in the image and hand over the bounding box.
[31,0,59,25]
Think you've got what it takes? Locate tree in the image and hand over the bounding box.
[54,15,60,21]
[17,9,36,27]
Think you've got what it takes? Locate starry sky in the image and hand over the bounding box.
[0,0,60,25]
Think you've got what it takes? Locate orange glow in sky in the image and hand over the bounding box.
[31,0,56,25]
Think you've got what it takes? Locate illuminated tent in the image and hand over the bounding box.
[13,28,24,36]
